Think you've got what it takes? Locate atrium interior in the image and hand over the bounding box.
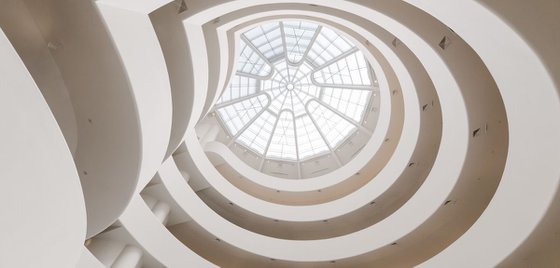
[1,1,559,267]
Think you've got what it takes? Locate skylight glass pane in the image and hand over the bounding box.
[216,20,376,163]
[237,110,275,154]
[307,27,353,67]
[243,22,284,61]
[297,70,321,103]
[313,50,371,86]
[321,88,371,122]
[282,21,319,64]
[269,90,288,115]
[308,100,355,148]
[217,75,258,104]
[262,61,316,117]
[289,91,306,117]
[216,94,269,135]
[267,111,297,160]
[262,77,284,99]
[237,39,272,77]
[296,115,329,159]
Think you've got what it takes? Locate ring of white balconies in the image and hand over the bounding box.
[2,1,558,268]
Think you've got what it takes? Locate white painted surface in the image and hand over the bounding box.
[151,200,171,225]
[405,1,560,267]
[0,28,86,268]
[118,194,217,268]
[161,0,505,263]
[76,247,105,268]
[1,0,557,267]
[111,245,143,268]
[96,1,173,192]
[0,1,79,156]
[180,6,461,226]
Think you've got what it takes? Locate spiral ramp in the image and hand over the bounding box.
[0,0,559,267]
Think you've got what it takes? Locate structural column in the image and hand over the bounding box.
[111,245,143,268]
[151,200,171,225]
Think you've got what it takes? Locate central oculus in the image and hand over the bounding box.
[215,20,376,165]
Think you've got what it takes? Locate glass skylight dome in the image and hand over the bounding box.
[215,20,376,164]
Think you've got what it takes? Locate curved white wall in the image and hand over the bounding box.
[0,28,86,268]
[0,1,558,267]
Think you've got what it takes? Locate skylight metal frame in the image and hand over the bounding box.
[215,20,377,168]
[236,39,274,79]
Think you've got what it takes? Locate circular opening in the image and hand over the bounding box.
[213,20,379,178]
